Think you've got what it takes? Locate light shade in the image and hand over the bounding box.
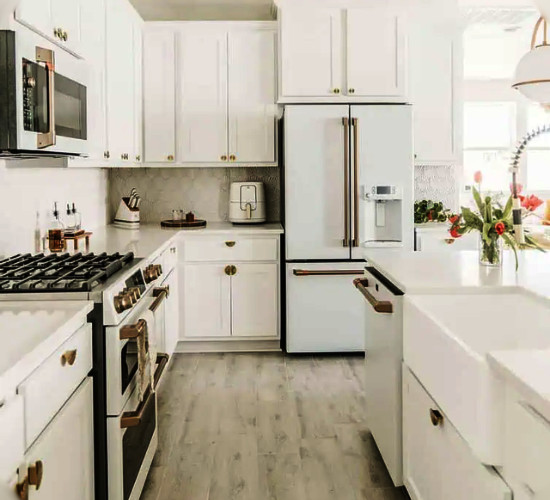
[512,44,550,105]
[535,0,550,23]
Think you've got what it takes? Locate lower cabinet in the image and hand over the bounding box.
[25,378,94,500]
[181,262,279,339]
[403,367,511,500]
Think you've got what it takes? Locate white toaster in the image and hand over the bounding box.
[229,182,266,224]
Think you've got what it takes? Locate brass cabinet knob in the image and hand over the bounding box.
[224,265,232,276]
[60,349,77,367]
[104,151,110,159]
[229,155,236,161]
[225,241,236,247]
[333,88,341,94]
[63,31,68,41]
[167,155,174,161]
[349,88,355,94]
[430,408,444,427]
[135,155,141,161]
[28,461,44,490]
[231,265,237,275]
[221,155,227,161]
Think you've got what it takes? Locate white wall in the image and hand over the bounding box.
[0,160,108,256]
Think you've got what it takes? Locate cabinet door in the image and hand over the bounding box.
[106,0,135,163]
[231,263,278,338]
[143,30,176,163]
[228,29,276,164]
[346,8,406,98]
[182,264,231,338]
[27,379,94,500]
[79,0,107,163]
[15,0,53,42]
[163,269,179,355]
[409,12,459,163]
[51,0,81,53]
[178,31,228,164]
[280,7,343,97]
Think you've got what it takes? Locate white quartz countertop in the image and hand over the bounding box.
[0,301,93,401]
[86,222,284,258]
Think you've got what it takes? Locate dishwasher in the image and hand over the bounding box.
[354,266,404,487]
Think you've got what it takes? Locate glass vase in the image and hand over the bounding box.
[479,236,503,267]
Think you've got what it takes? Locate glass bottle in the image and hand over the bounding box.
[48,202,65,253]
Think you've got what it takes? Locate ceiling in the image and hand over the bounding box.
[129,0,276,20]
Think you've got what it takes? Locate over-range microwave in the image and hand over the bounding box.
[0,29,88,158]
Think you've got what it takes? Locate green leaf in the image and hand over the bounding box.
[502,233,519,271]
[462,208,483,230]
[525,234,547,253]
[502,196,513,220]
[472,187,485,214]
[482,223,492,244]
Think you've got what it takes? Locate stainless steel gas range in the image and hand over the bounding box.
[0,252,170,500]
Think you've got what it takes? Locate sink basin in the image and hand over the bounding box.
[404,290,550,465]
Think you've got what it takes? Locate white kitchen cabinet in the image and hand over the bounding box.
[15,0,81,55]
[143,30,176,163]
[232,263,278,337]
[25,378,94,500]
[182,264,232,338]
[403,367,511,500]
[178,29,229,164]
[0,396,24,485]
[408,2,461,164]
[346,9,405,99]
[279,7,341,98]
[279,6,407,102]
[228,29,277,164]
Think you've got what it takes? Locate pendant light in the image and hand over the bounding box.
[534,0,550,23]
[512,16,550,106]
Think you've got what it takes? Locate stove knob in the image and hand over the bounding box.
[143,265,155,284]
[156,264,163,278]
[131,286,142,300]
[123,288,138,305]
[114,293,133,313]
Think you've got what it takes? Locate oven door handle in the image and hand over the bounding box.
[119,318,147,340]
[150,286,169,313]
[35,46,56,149]
[120,353,169,429]
[353,278,393,314]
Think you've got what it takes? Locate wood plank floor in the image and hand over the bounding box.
[140,353,409,500]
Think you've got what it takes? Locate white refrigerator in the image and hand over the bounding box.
[284,104,413,353]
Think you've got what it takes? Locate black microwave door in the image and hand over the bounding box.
[54,72,87,140]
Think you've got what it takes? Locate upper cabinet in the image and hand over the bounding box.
[278,6,407,103]
[143,22,278,167]
[15,0,82,56]
[408,0,461,165]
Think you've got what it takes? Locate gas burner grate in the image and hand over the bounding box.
[0,252,134,293]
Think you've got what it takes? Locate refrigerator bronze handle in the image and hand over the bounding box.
[353,278,393,313]
[352,118,360,247]
[293,269,364,277]
[343,117,350,248]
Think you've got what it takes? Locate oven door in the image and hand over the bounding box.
[107,354,168,500]
[15,28,88,155]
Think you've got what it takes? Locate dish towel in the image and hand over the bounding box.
[136,317,150,403]
[141,308,158,393]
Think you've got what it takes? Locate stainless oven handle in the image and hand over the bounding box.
[35,47,56,149]
[150,286,169,313]
[293,269,364,277]
[120,353,169,429]
[353,278,393,314]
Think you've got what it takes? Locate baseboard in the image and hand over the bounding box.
[175,339,281,353]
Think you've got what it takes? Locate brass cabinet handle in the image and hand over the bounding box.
[229,154,236,161]
[167,155,174,161]
[16,476,28,500]
[333,88,341,94]
[62,31,68,41]
[352,117,359,247]
[28,461,43,490]
[430,408,444,427]
[104,151,110,159]
[135,155,141,161]
[231,265,237,276]
[225,241,236,247]
[349,88,355,94]
[353,278,393,313]
[221,155,227,161]
[224,265,232,276]
[342,117,350,247]
[60,349,77,367]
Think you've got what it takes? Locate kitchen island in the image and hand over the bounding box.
[360,248,550,500]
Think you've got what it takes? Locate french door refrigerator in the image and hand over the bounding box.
[284,104,413,353]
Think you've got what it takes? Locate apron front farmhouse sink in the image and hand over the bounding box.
[404,290,550,465]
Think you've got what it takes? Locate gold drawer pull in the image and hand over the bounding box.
[28,461,43,490]
[224,265,237,276]
[229,154,236,161]
[221,155,227,161]
[430,408,444,427]
[60,349,77,367]
[225,241,236,247]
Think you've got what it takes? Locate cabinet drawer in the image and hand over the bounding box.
[0,396,24,483]
[182,236,278,262]
[504,394,550,494]
[403,367,511,500]
[19,324,92,448]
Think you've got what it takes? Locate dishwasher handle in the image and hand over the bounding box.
[353,278,393,313]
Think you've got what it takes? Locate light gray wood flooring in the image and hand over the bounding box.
[140,353,409,500]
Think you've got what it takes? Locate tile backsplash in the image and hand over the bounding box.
[108,167,281,223]
[414,164,459,212]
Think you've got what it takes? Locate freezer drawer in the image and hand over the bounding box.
[355,266,404,486]
[286,263,366,353]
